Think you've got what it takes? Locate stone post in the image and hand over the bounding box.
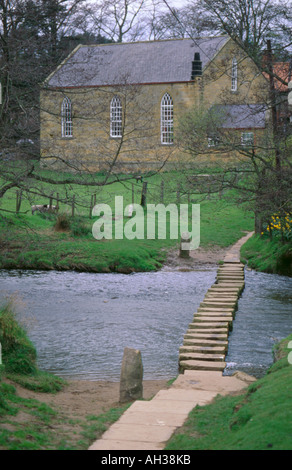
[119,347,143,403]
[179,233,191,258]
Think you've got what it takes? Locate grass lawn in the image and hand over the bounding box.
[241,234,292,277]
[0,169,254,272]
[165,334,292,450]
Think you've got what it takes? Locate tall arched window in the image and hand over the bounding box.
[161,93,173,144]
[61,97,73,137]
[231,58,238,92]
[110,96,122,138]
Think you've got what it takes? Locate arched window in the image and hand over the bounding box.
[110,96,122,138]
[231,58,238,92]
[61,97,73,137]
[161,93,173,144]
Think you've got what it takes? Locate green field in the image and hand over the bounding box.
[0,168,254,272]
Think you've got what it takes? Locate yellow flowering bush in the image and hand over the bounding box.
[262,213,292,241]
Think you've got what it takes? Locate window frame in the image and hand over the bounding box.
[110,96,123,138]
[61,97,73,138]
[161,92,174,145]
[241,131,254,147]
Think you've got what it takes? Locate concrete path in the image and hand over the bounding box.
[88,232,255,451]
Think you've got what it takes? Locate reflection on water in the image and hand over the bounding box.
[0,268,291,381]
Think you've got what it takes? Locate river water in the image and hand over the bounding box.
[0,268,291,381]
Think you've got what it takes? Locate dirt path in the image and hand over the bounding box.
[10,379,169,420]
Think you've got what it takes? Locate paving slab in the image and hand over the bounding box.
[97,422,177,444]
[89,439,164,450]
[172,370,252,393]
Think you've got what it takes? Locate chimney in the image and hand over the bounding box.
[191,52,202,79]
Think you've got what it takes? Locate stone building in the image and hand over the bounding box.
[40,36,270,173]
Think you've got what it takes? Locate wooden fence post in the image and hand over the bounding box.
[160,180,164,203]
[141,181,148,207]
[16,190,22,214]
[177,183,181,203]
[132,183,135,204]
[71,195,75,217]
[89,195,93,218]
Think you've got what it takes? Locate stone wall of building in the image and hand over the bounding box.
[40,39,270,174]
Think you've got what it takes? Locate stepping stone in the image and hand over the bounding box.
[199,302,237,309]
[216,274,244,281]
[179,345,226,354]
[184,333,228,340]
[184,331,229,338]
[194,311,233,317]
[185,326,229,333]
[189,321,229,329]
[193,315,233,323]
[182,339,228,350]
[197,307,234,313]
[205,292,238,298]
[209,286,240,291]
[179,359,226,372]
[179,352,225,361]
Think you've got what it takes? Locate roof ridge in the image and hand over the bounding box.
[80,35,229,48]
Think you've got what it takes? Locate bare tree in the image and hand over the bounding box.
[81,0,147,43]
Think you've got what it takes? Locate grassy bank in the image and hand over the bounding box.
[241,235,292,277]
[165,334,292,450]
[0,170,254,273]
[0,303,130,450]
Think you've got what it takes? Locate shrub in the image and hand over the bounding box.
[54,213,71,232]
[0,303,37,374]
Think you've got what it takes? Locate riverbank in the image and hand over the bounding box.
[0,377,169,450]
[240,234,292,277]
[0,194,254,273]
[165,333,292,450]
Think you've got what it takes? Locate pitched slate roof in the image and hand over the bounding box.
[211,104,267,129]
[45,36,229,88]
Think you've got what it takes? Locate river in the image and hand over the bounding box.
[0,267,291,381]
